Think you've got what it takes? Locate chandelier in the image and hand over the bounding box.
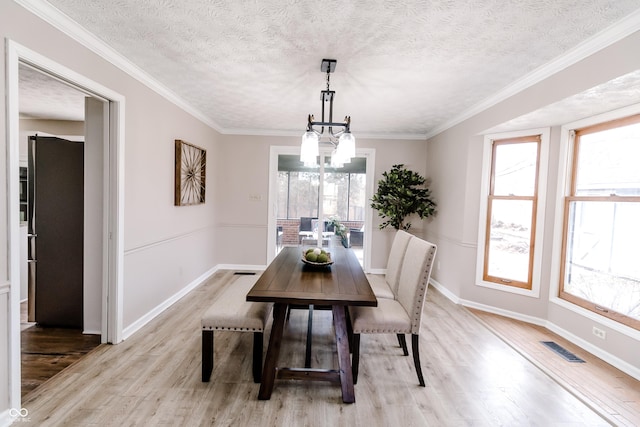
[300,59,355,168]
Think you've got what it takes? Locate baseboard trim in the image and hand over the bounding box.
[428,278,460,304]
[459,298,547,327]
[122,265,220,340]
[466,305,619,426]
[457,296,640,382]
[544,322,640,382]
[216,264,266,272]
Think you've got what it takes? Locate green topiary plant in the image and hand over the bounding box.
[370,164,436,230]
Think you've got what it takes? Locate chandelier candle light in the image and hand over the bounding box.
[301,59,356,167]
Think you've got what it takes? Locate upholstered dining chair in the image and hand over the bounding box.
[366,229,413,300]
[298,216,316,244]
[349,236,437,386]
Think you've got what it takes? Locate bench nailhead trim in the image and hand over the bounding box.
[202,326,264,331]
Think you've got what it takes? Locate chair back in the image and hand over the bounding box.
[299,217,315,232]
[396,237,437,334]
[386,230,414,295]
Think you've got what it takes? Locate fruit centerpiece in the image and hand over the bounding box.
[302,247,333,266]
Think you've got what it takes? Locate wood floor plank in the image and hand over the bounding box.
[19,271,613,426]
[21,325,101,397]
[468,307,640,426]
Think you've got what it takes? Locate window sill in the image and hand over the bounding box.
[475,279,540,298]
[550,296,640,340]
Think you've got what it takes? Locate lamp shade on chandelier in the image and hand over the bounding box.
[301,59,355,167]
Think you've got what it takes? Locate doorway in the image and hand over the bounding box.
[267,146,375,270]
[6,40,125,408]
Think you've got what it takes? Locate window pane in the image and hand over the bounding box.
[323,172,348,220]
[576,122,640,196]
[349,173,366,221]
[487,199,533,283]
[288,171,319,218]
[493,142,538,196]
[276,171,288,219]
[564,201,640,321]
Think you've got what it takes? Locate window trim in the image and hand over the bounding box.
[476,128,550,297]
[557,113,640,330]
[483,136,541,289]
[549,103,640,338]
[267,146,376,268]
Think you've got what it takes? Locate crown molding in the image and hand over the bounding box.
[16,0,426,141]
[223,127,426,140]
[15,0,640,140]
[425,7,640,140]
[15,0,224,133]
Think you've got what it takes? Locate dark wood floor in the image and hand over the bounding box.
[21,302,102,397]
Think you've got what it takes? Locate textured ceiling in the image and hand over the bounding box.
[19,64,87,121]
[19,0,640,138]
[483,69,640,134]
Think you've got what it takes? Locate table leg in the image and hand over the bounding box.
[258,303,287,400]
[305,304,314,368]
[332,305,355,403]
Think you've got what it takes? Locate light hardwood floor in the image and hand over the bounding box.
[19,270,616,426]
[468,308,640,427]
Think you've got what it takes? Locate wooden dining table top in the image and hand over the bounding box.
[246,246,377,307]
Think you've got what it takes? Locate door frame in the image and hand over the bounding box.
[267,145,375,271]
[5,40,125,409]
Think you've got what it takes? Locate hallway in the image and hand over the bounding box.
[21,302,101,398]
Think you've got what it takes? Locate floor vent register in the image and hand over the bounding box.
[540,341,585,363]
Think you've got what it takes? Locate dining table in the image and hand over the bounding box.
[246,245,377,403]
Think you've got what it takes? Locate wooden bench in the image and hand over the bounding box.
[201,274,272,383]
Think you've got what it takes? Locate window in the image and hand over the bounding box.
[277,170,319,219]
[483,136,541,289]
[477,129,548,295]
[322,172,366,221]
[559,114,640,330]
[277,155,366,221]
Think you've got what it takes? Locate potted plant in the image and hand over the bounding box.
[370,164,436,230]
[327,216,349,248]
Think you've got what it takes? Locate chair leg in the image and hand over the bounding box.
[411,334,425,387]
[397,334,408,356]
[252,332,263,383]
[202,330,213,382]
[352,333,361,384]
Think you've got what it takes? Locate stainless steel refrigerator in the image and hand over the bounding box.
[27,135,84,328]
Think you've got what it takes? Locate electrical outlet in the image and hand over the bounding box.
[248,193,262,201]
[592,326,606,340]
[437,261,441,271]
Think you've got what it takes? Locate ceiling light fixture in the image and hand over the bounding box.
[300,59,355,167]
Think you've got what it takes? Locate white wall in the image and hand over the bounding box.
[426,30,640,375]
[3,2,636,423]
[1,1,221,418]
[84,97,105,334]
[0,286,8,419]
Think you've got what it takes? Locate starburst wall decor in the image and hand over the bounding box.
[174,139,206,206]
